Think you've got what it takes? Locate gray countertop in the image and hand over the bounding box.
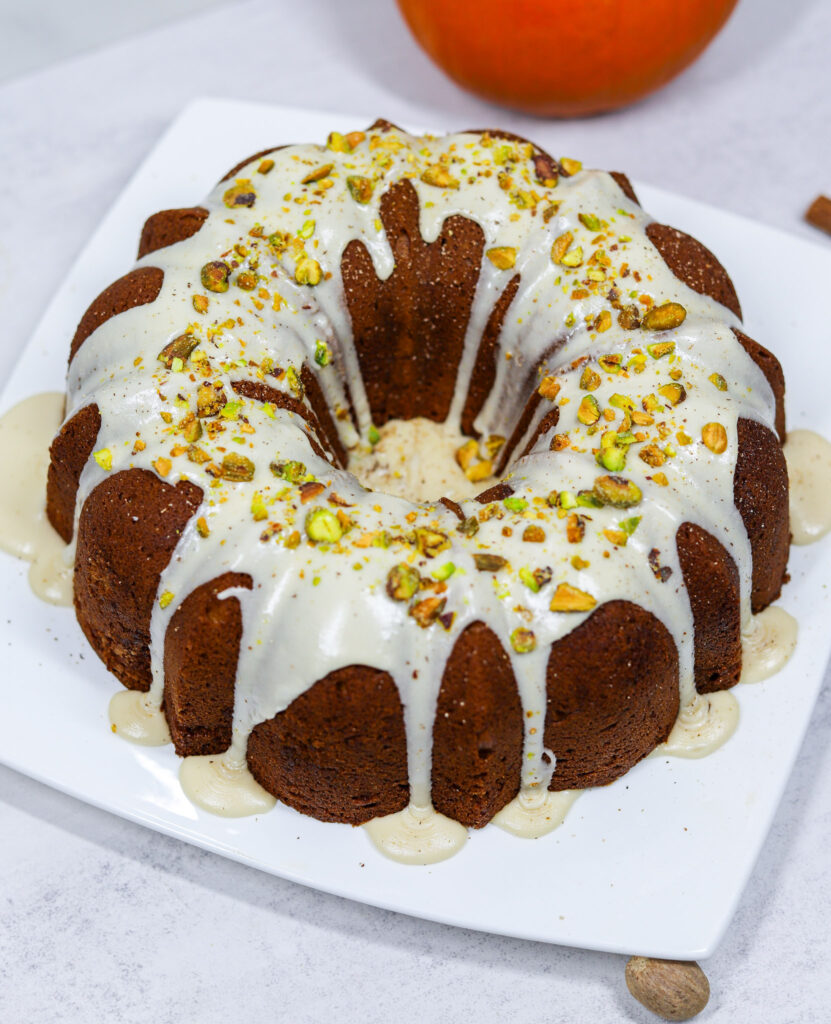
[1,1,830,1020]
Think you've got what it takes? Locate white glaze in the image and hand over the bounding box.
[0,392,72,606]
[108,689,171,746]
[364,803,468,864]
[741,606,798,684]
[492,788,579,838]
[785,429,831,545]
[57,127,783,843]
[179,755,277,817]
[659,691,739,758]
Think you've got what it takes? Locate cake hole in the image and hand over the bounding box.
[347,418,498,502]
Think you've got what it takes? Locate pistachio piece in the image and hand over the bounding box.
[642,301,687,331]
[473,553,507,572]
[196,516,210,538]
[251,492,268,521]
[578,212,602,232]
[457,515,479,537]
[431,562,456,582]
[580,366,601,391]
[192,294,209,314]
[346,175,374,203]
[658,382,687,406]
[416,528,450,558]
[455,439,479,470]
[593,474,642,508]
[639,443,667,468]
[576,489,603,508]
[270,459,307,482]
[510,628,536,654]
[386,563,420,601]
[550,582,596,612]
[257,158,274,174]
[577,394,601,425]
[617,304,641,330]
[596,446,627,472]
[159,591,174,610]
[410,595,446,628]
[301,163,335,184]
[503,496,528,513]
[486,246,518,270]
[222,179,256,208]
[566,513,585,543]
[598,353,622,374]
[200,260,231,293]
[314,340,331,367]
[465,460,493,483]
[236,270,257,291]
[196,383,227,418]
[93,447,112,471]
[221,453,255,481]
[560,246,584,268]
[299,481,326,503]
[420,164,459,189]
[559,157,582,176]
[550,232,574,265]
[538,375,561,401]
[522,524,545,543]
[709,372,728,391]
[603,528,629,546]
[551,432,571,451]
[701,421,728,453]
[533,152,559,186]
[648,548,673,582]
[305,507,343,543]
[158,333,197,369]
[594,310,612,332]
[647,341,675,359]
[182,417,202,444]
[295,257,322,286]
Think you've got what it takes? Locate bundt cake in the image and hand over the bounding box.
[47,121,789,847]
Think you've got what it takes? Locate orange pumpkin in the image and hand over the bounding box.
[397,0,738,117]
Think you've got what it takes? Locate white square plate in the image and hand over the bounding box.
[1,99,829,961]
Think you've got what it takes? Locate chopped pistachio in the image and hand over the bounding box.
[195,516,210,538]
[368,425,380,445]
[522,524,545,543]
[270,459,307,482]
[221,452,255,481]
[594,310,612,332]
[554,490,577,509]
[295,256,322,286]
[642,301,687,331]
[577,394,601,425]
[709,372,728,391]
[617,304,641,330]
[159,591,174,610]
[639,443,667,468]
[192,294,209,314]
[598,354,622,374]
[420,164,459,189]
[658,382,687,406]
[519,567,541,592]
[510,627,536,654]
[486,246,517,270]
[559,157,582,176]
[301,163,335,184]
[473,553,507,572]
[551,231,574,265]
[197,384,227,418]
[431,562,456,582]
[596,446,627,472]
[620,515,642,536]
[410,595,446,628]
[578,212,602,231]
[538,375,561,401]
[386,563,420,601]
[153,457,171,477]
[465,460,493,483]
[576,490,603,508]
[457,515,479,537]
[251,492,268,521]
[236,270,257,290]
[503,496,528,513]
[550,582,596,612]
[298,219,316,239]
[560,246,584,268]
[580,366,601,391]
[702,421,728,453]
[93,447,112,471]
[647,341,676,359]
[305,507,343,543]
[455,439,479,470]
[593,474,642,507]
[566,513,585,543]
[416,528,450,558]
[222,179,256,208]
[346,175,374,203]
[314,340,331,367]
[299,481,326,503]
[200,260,230,293]
[257,158,274,174]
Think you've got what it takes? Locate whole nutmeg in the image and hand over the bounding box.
[625,956,710,1021]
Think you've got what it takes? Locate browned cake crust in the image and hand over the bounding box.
[164,572,252,756]
[432,621,523,827]
[545,601,680,791]
[247,667,410,824]
[74,469,202,691]
[138,207,209,259]
[51,130,791,831]
[342,179,484,427]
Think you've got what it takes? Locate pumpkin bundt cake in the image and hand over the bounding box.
[47,121,788,837]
